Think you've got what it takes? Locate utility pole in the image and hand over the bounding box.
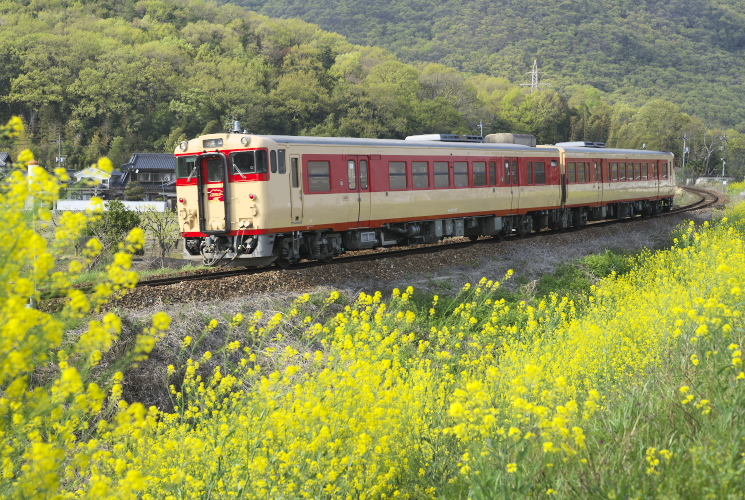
[681,134,689,171]
[720,134,727,178]
[55,135,66,169]
[477,120,486,137]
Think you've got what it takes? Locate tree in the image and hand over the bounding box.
[501,88,571,144]
[107,136,128,168]
[124,181,146,201]
[86,199,142,267]
[140,207,180,268]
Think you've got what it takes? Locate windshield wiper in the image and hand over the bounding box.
[187,165,198,182]
[232,163,247,179]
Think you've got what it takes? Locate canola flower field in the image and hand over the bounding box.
[1,119,744,498]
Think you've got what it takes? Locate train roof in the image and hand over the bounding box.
[179,133,673,158]
[258,136,672,157]
[257,135,554,153]
[556,145,673,156]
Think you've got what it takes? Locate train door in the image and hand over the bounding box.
[592,158,602,204]
[200,155,229,233]
[289,156,303,224]
[345,156,371,227]
[505,157,519,211]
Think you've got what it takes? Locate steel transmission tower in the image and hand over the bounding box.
[521,60,551,93]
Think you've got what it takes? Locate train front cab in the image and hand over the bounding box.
[176,134,282,266]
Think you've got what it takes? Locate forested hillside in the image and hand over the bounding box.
[0,0,744,180]
[224,0,745,131]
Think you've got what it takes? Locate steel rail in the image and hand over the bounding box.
[134,186,719,289]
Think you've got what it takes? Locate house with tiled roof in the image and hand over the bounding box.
[111,153,176,203]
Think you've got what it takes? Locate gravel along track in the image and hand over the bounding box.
[115,204,719,312]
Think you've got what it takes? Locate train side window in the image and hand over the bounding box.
[534,162,546,184]
[527,162,533,185]
[360,160,369,189]
[504,161,510,185]
[347,160,356,190]
[270,150,277,173]
[653,163,659,178]
[177,156,197,178]
[619,162,626,181]
[612,162,618,181]
[642,163,648,180]
[413,161,429,189]
[308,161,331,192]
[489,161,497,186]
[578,162,586,183]
[511,161,518,184]
[594,162,600,182]
[454,161,468,187]
[634,163,640,180]
[278,149,286,174]
[207,158,224,182]
[473,161,487,186]
[435,161,450,188]
[567,162,576,183]
[389,161,407,190]
[662,162,668,179]
[291,158,299,188]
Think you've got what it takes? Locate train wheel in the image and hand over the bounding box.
[275,258,292,269]
[468,235,479,242]
[321,255,334,264]
[515,215,533,237]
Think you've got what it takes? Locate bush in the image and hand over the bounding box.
[0,117,167,498]
[85,199,142,266]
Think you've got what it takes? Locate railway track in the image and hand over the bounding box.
[134,186,720,289]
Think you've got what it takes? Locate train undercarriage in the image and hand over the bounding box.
[184,197,673,268]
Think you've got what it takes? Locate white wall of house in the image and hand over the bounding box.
[56,200,168,212]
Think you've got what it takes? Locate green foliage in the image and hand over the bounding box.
[86,199,142,265]
[532,250,633,299]
[123,181,145,201]
[140,207,180,267]
[2,0,744,180]
[227,0,745,132]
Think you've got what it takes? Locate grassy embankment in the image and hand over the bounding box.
[4,168,745,497]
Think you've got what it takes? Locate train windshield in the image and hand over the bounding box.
[230,150,269,175]
[177,156,197,179]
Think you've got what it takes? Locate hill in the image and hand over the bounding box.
[1,0,744,179]
[222,0,745,131]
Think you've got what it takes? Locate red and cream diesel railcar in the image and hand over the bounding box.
[174,131,675,267]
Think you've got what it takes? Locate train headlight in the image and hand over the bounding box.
[241,136,251,146]
[179,141,188,151]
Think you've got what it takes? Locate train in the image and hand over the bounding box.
[174,127,675,267]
